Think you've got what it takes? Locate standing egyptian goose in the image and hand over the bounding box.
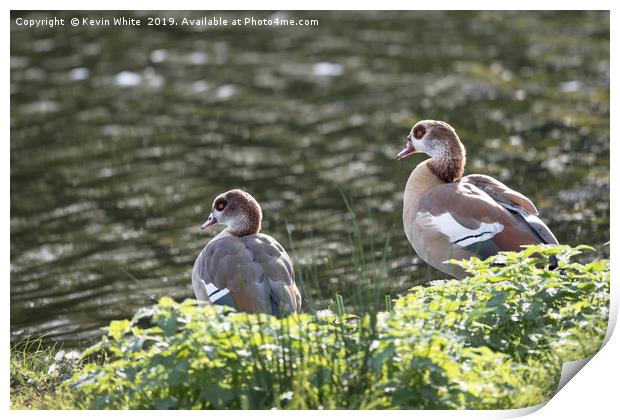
[192,189,301,316]
[397,120,558,279]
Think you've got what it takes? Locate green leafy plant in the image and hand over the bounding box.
[25,244,606,410]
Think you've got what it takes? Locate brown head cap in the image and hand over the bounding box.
[212,189,262,236]
[410,120,466,183]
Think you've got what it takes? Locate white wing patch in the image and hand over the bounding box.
[417,211,504,247]
[191,248,231,304]
[202,280,231,303]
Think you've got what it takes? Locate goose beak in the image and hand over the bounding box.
[397,137,416,160]
[201,213,218,230]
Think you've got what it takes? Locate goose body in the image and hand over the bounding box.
[192,189,301,316]
[398,120,558,279]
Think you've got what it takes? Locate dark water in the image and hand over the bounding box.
[10,11,610,346]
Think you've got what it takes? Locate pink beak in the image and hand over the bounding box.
[201,213,218,230]
[396,137,416,160]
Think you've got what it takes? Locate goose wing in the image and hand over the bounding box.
[463,174,538,214]
[412,181,554,277]
[464,174,558,245]
[192,234,300,316]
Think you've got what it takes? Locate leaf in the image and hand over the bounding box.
[107,320,131,341]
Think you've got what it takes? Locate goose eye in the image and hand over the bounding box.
[216,201,226,211]
[416,130,423,138]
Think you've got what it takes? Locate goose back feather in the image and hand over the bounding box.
[192,233,301,316]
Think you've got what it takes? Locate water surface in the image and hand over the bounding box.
[11,11,610,346]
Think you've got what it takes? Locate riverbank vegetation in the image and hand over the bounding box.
[11,245,609,409]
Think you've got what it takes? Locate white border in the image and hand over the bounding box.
[4,2,617,418]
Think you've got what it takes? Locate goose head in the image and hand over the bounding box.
[397,119,466,183]
[202,189,262,236]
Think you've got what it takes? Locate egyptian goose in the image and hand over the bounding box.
[192,189,301,316]
[397,120,558,279]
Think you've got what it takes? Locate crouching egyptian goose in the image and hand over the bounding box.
[397,120,558,279]
[192,189,301,316]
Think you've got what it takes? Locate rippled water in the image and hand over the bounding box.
[11,11,610,346]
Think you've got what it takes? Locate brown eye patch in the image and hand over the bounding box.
[214,198,227,211]
[413,125,426,139]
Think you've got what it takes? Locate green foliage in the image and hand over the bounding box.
[50,245,608,410]
[11,245,609,409]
